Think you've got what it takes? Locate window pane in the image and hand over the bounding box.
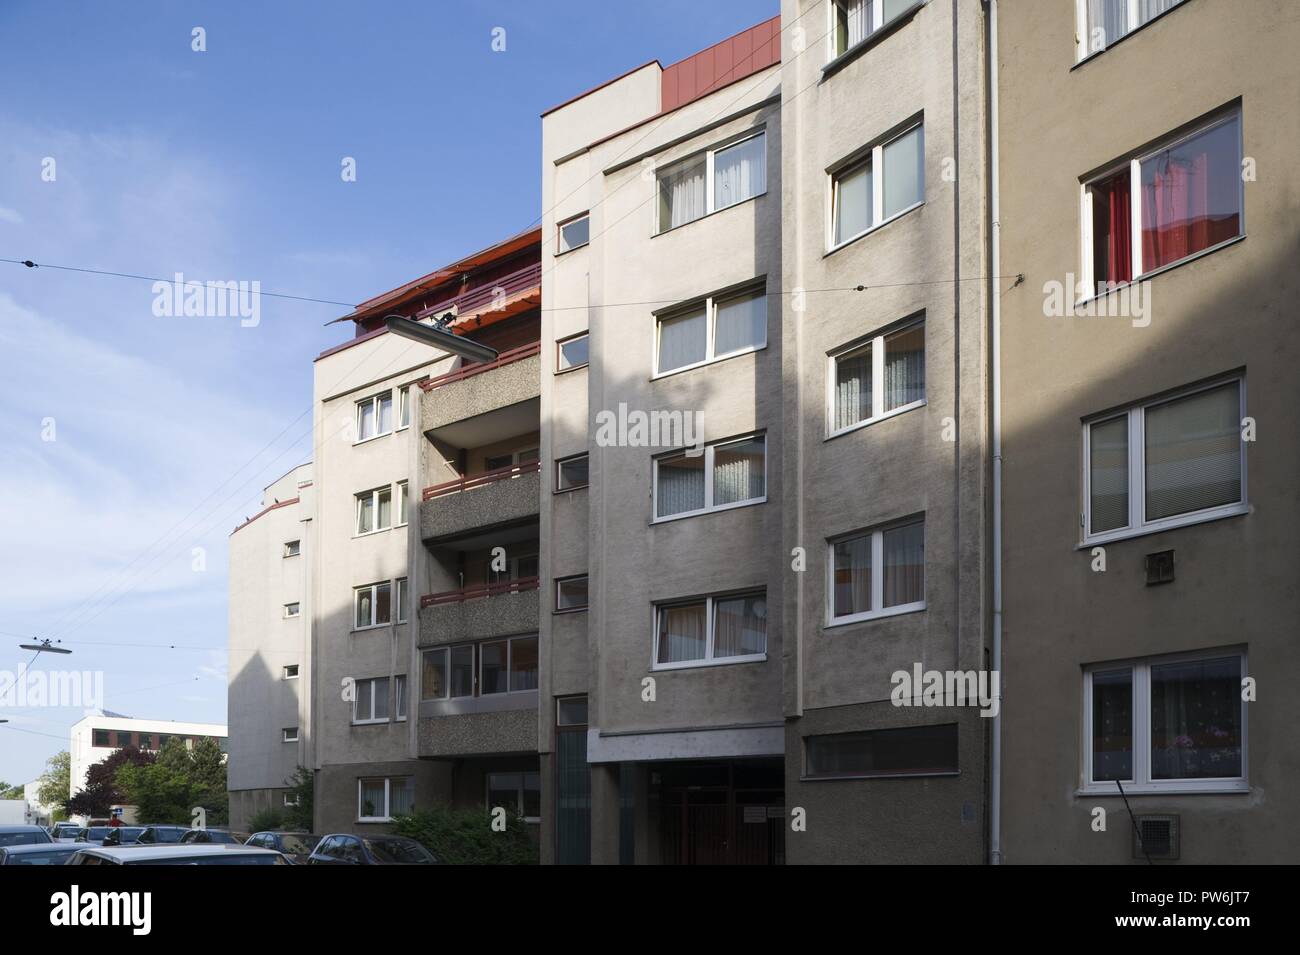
[356,589,372,628]
[834,342,873,429]
[522,773,541,818]
[557,696,589,726]
[834,159,872,245]
[1086,0,1130,50]
[713,291,766,355]
[1144,382,1241,520]
[396,578,408,623]
[559,214,589,252]
[1091,668,1133,781]
[713,134,766,211]
[835,0,871,55]
[356,679,373,721]
[557,576,588,610]
[833,534,872,618]
[559,334,589,369]
[659,156,706,231]
[712,437,765,506]
[357,494,374,534]
[713,594,767,658]
[450,646,474,698]
[657,307,707,373]
[358,400,375,440]
[373,678,390,720]
[389,778,414,816]
[882,125,923,218]
[656,452,706,517]
[421,649,447,701]
[1140,115,1241,271]
[399,386,410,428]
[882,0,912,20]
[359,780,385,818]
[1151,656,1241,779]
[481,641,508,695]
[558,456,589,490]
[883,322,925,410]
[1089,169,1132,290]
[374,581,392,625]
[487,773,520,814]
[1090,416,1130,532]
[657,603,707,664]
[397,482,407,523]
[1138,0,1184,27]
[377,394,393,433]
[510,637,539,692]
[377,487,392,529]
[806,724,958,777]
[882,521,924,607]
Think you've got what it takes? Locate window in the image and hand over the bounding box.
[421,638,538,700]
[356,391,394,442]
[92,729,111,747]
[1083,111,1242,295]
[1077,0,1187,60]
[358,777,413,821]
[395,481,408,526]
[556,453,589,491]
[282,727,298,743]
[283,540,300,557]
[1083,377,1244,542]
[654,591,767,669]
[116,731,133,747]
[354,581,393,629]
[555,575,589,612]
[284,602,300,618]
[557,212,590,253]
[829,317,925,434]
[557,332,589,371]
[353,677,391,724]
[1084,650,1246,793]
[655,286,766,375]
[355,485,393,535]
[654,434,765,521]
[830,0,916,59]
[396,577,409,623]
[397,386,411,429]
[487,772,541,822]
[394,674,407,721]
[138,734,152,749]
[283,665,299,680]
[805,724,958,778]
[830,122,924,250]
[557,696,589,726]
[657,131,766,232]
[829,517,925,624]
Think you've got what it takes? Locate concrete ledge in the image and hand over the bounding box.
[423,353,541,432]
[419,588,540,645]
[418,707,538,758]
[421,469,540,542]
[587,722,785,763]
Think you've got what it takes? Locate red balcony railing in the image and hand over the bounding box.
[416,262,541,321]
[419,576,540,609]
[421,459,540,501]
[419,340,541,392]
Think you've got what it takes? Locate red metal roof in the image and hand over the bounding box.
[660,15,781,113]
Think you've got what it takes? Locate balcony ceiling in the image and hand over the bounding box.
[426,396,539,449]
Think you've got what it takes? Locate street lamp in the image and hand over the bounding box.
[384,313,499,364]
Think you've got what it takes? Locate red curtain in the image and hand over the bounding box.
[1142,152,1210,269]
[1092,170,1131,288]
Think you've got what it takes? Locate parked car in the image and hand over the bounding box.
[307,834,441,865]
[245,831,321,864]
[0,825,54,847]
[132,825,191,845]
[99,826,145,846]
[66,844,290,866]
[0,842,83,865]
[49,822,81,842]
[179,827,250,845]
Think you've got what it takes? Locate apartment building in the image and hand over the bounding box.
[71,712,228,798]
[228,463,312,829]
[994,0,1300,863]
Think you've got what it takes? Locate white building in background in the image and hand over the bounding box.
[69,711,228,796]
[23,779,56,825]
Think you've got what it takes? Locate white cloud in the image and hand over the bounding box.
[0,206,22,224]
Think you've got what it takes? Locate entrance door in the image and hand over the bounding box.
[657,761,784,865]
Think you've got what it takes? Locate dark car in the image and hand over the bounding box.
[0,842,82,865]
[67,845,290,866]
[99,826,145,846]
[179,828,250,845]
[0,826,55,848]
[246,830,321,864]
[307,833,440,865]
[132,825,190,845]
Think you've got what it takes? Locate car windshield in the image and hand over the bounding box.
[281,834,320,854]
[126,853,289,866]
[4,848,77,865]
[365,839,437,864]
[0,831,50,847]
[116,827,145,841]
[82,828,110,842]
[151,828,186,843]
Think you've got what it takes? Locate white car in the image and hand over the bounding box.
[67,843,290,866]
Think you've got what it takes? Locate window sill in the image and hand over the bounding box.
[652,190,767,239]
[651,653,767,673]
[350,623,393,634]
[801,770,958,782]
[1079,502,1249,549]
[352,431,393,447]
[554,484,589,495]
[554,241,589,258]
[651,496,766,526]
[355,817,392,824]
[826,399,926,441]
[555,362,589,376]
[825,601,926,629]
[350,719,388,727]
[553,606,589,615]
[825,201,924,258]
[652,342,767,381]
[352,527,392,540]
[1077,782,1248,797]
[1071,0,1193,71]
[821,2,925,80]
[1073,234,1246,310]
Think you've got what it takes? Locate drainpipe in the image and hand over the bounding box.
[985,0,1004,866]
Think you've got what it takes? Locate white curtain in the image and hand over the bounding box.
[1143,383,1240,520]
[843,0,870,48]
[1088,0,1130,48]
[835,344,872,429]
[883,323,925,410]
[1139,0,1183,27]
[657,308,707,372]
[389,779,414,816]
[657,454,706,517]
[712,437,765,506]
[833,536,872,617]
[1150,657,1240,779]
[714,134,766,211]
[658,604,706,663]
[714,291,766,355]
[662,161,705,230]
[713,595,767,658]
[882,521,924,608]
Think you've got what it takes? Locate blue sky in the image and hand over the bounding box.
[0,0,776,784]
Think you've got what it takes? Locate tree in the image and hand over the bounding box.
[37,751,71,814]
[281,766,314,831]
[66,746,155,818]
[117,737,229,825]
[0,781,24,800]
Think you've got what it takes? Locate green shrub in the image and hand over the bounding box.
[248,807,286,833]
[391,806,537,865]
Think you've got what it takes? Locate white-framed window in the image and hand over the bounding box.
[487,772,541,823]
[395,481,408,527]
[654,284,766,376]
[1081,110,1243,297]
[1083,376,1245,544]
[357,776,413,822]
[282,727,298,743]
[354,581,393,630]
[396,577,409,623]
[557,212,590,253]
[653,433,766,522]
[394,674,407,721]
[555,574,588,612]
[355,485,393,535]
[397,385,411,430]
[654,590,768,670]
[557,332,590,371]
[282,793,299,807]
[284,602,300,618]
[829,122,924,251]
[283,540,301,558]
[420,637,538,700]
[555,453,589,491]
[828,315,925,436]
[356,391,394,443]
[353,677,392,724]
[1083,648,1247,794]
[829,0,916,61]
[828,517,925,625]
[657,131,767,233]
[283,665,299,680]
[1075,0,1187,61]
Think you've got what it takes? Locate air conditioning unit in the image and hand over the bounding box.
[1133,814,1180,860]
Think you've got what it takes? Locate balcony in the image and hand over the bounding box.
[420,341,541,436]
[421,461,540,543]
[417,706,538,759]
[418,578,540,646]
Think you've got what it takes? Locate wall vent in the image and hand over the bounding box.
[1145,550,1175,586]
[1133,814,1180,860]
